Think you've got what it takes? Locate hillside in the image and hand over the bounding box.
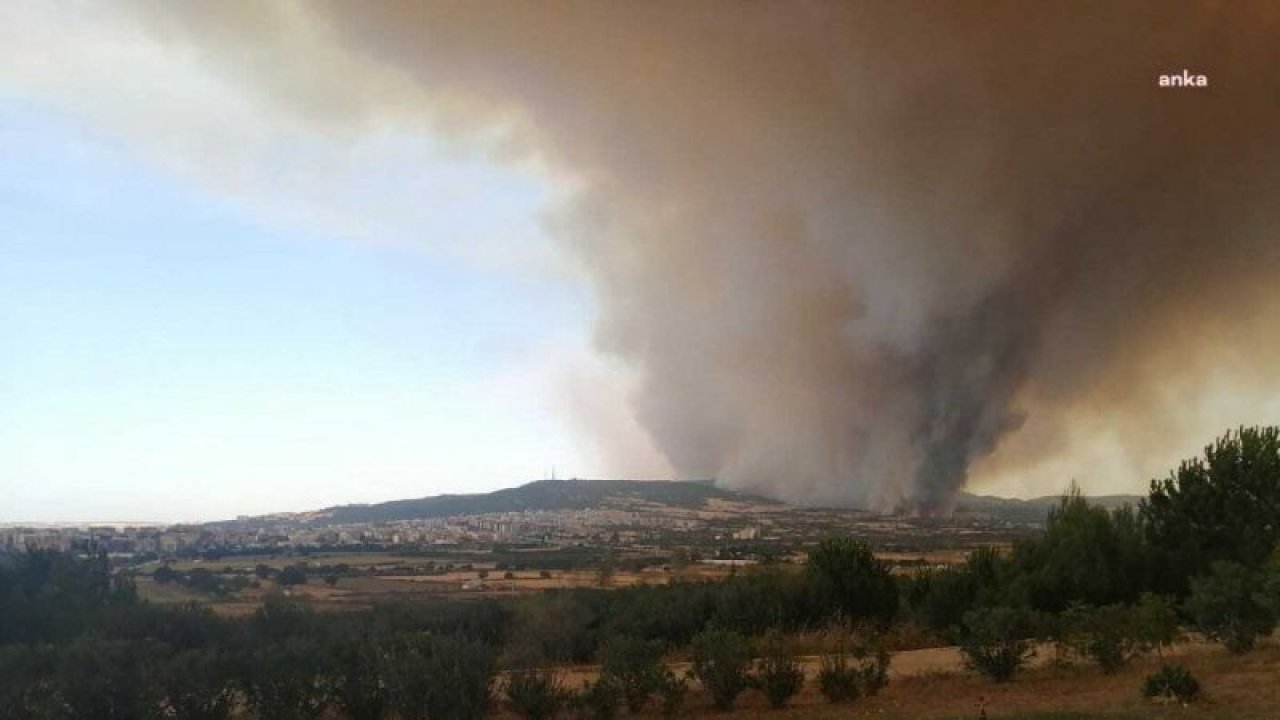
[213,478,1142,529]
[308,478,783,526]
[953,491,1143,524]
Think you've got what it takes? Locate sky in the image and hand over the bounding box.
[4,3,1278,521]
[0,5,644,522]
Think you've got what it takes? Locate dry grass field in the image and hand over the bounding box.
[526,639,1280,720]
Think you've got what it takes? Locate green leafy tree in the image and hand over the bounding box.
[958,606,1037,682]
[1143,426,1280,594]
[1015,487,1150,612]
[806,538,898,626]
[689,628,752,711]
[1185,560,1276,653]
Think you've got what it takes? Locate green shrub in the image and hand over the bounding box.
[815,637,890,704]
[388,634,495,720]
[752,632,803,708]
[816,654,860,703]
[153,648,238,720]
[689,628,753,711]
[573,676,622,720]
[1186,561,1276,654]
[655,668,689,718]
[243,637,330,720]
[1058,603,1139,673]
[857,645,890,696]
[505,669,570,720]
[599,635,664,713]
[1141,665,1200,703]
[959,606,1036,682]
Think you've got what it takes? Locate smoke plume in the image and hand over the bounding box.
[129,2,1280,511]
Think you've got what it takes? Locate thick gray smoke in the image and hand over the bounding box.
[131,2,1280,511]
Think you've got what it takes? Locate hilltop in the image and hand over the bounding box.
[298,478,783,527]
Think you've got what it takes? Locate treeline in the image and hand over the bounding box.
[2,426,1279,717]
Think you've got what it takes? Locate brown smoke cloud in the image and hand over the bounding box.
[127,1,1280,511]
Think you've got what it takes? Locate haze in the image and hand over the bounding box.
[3,1,1279,522]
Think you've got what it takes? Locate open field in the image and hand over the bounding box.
[522,639,1280,720]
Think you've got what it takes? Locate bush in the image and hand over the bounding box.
[387,634,495,720]
[1131,593,1182,659]
[243,637,330,720]
[959,606,1036,682]
[277,564,308,586]
[1058,603,1139,673]
[1182,558,1274,653]
[0,645,61,720]
[815,635,890,704]
[816,654,860,703]
[752,632,803,708]
[1141,665,1200,703]
[1186,561,1276,654]
[505,669,570,720]
[689,628,753,711]
[599,635,664,713]
[857,645,890,696]
[153,648,238,720]
[573,676,622,720]
[655,669,689,718]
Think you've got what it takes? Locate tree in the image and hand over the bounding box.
[1015,487,1150,612]
[959,606,1037,682]
[1185,561,1276,654]
[689,628,752,711]
[806,538,898,626]
[1143,426,1280,594]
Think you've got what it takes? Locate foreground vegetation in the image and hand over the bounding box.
[1,426,1278,718]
